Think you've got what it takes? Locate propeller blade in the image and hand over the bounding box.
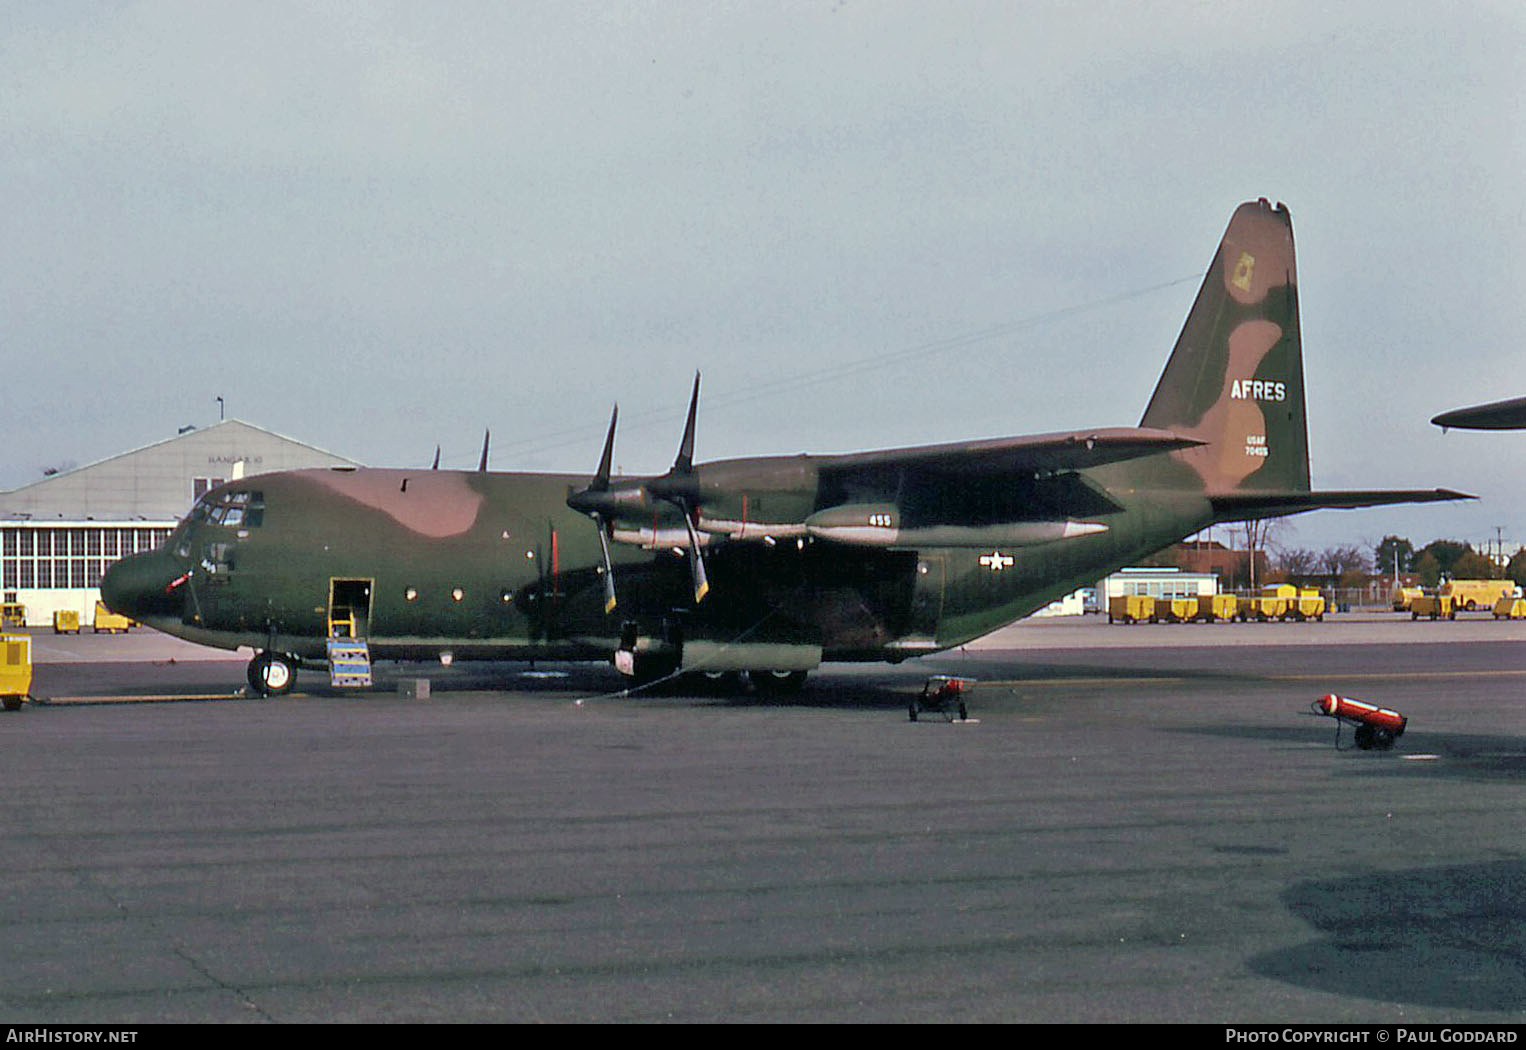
[672,372,700,475]
[647,374,703,503]
[594,405,617,491]
[681,510,710,604]
[567,406,623,613]
[657,374,709,603]
[594,514,617,613]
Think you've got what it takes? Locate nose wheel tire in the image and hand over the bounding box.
[248,651,296,696]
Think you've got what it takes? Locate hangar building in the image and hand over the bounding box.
[0,420,356,626]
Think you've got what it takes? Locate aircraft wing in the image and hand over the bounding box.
[1432,396,1526,431]
[810,427,1204,476]
[1210,488,1474,523]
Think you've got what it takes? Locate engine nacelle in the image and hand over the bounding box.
[801,503,1109,548]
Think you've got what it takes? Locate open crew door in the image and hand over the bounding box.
[328,578,373,639]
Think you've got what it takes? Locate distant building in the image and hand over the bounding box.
[0,420,356,626]
[1100,567,1220,602]
[1150,540,1268,590]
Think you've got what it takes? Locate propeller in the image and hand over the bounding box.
[566,374,712,609]
[567,406,622,613]
[647,373,709,603]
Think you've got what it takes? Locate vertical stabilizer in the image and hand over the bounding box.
[1140,199,1309,494]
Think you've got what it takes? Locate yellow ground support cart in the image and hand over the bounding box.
[1193,593,1239,622]
[1493,597,1526,619]
[1,634,32,711]
[1390,585,1423,613]
[1239,586,1290,621]
[0,603,25,628]
[1107,595,1156,624]
[1239,585,1325,622]
[1412,594,1445,619]
[1153,597,1198,623]
[92,601,133,633]
[52,609,80,634]
[1290,588,1326,621]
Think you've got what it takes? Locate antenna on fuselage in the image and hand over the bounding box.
[478,430,491,472]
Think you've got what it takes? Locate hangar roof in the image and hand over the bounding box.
[0,420,359,522]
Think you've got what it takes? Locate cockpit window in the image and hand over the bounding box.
[194,489,266,528]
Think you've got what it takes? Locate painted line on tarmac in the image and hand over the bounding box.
[36,693,250,705]
[974,668,1526,688]
[1270,669,1526,681]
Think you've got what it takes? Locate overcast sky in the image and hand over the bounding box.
[3,1,1523,555]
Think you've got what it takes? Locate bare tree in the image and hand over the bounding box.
[1229,517,1288,590]
[1275,547,1319,577]
[1319,545,1370,579]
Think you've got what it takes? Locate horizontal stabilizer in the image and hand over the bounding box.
[1211,488,1473,522]
[1432,396,1526,431]
[814,427,1204,477]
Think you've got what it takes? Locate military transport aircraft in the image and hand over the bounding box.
[101,199,1468,696]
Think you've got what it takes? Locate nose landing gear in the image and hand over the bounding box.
[248,651,298,696]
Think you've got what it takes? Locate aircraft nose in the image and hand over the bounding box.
[100,550,186,621]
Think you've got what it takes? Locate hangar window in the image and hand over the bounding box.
[0,524,177,599]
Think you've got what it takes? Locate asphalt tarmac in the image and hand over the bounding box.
[3,614,1525,1023]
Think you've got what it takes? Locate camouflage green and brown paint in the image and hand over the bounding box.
[102,201,1464,690]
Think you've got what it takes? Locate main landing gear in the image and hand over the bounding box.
[746,669,808,695]
[248,651,298,697]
